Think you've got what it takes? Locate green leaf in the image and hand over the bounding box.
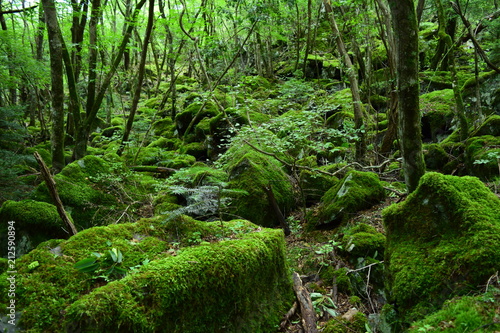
[325,307,338,317]
[74,258,99,273]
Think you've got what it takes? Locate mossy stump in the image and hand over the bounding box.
[383,172,500,325]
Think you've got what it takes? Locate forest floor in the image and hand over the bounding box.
[281,196,400,332]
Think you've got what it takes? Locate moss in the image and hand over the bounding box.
[420,89,455,142]
[299,168,339,205]
[308,171,386,229]
[8,217,292,332]
[465,135,500,179]
[167,165,228,187]
[147,137,181,150]
[472,115,500,137]
[124,147,196,168]
[424,143,450,171]
[179,142,207,160]
[341,223,386,259]
[383,172,500,325]
[240,75,272,91]
[110,117,125,126]
[409,289,500,333]
[175,101,219,137]
[223,150,295,227]
[152,118,175,137]
[323,311,368,333]
[31,155,120,228]
[0,200,68,256]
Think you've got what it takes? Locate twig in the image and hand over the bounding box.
[347,261,384,274]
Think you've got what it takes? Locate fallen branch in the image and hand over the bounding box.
[292,272,318,333]
[347,261,384,274]
[34,152,78,236]
[129,166,178,175]
[263,184,290,236]
[280,301,298,330]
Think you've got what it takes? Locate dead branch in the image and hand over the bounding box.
[292,272,318,333]
[34,152,78,236]
[280,301,298,330]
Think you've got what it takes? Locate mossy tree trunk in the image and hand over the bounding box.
[42,0,65,173]
[323,1,366,163]
[388,0,426,193]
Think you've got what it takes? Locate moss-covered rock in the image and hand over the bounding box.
[424,143,450,171]
[124,147,196,168]
[465,135,500,180]
[175,101,219,138]
[420,89,455,142]
[341,223,386,259]
[323,311,368,333]
[0,200,68,256]
[1,217,292,332]
[308,171,386,229]
[299,168,339,205]
[383,172,500,325]
[472,115,500,137]
[223,149,295,227]
[152,117,176,137]
[31,155,120,228]
[408,289,500,332]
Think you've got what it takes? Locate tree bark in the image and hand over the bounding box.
[72,0,147,160]
[292,272,318,333]
[323,2,366,163]
[118,0,155,156]
[388,0,426,193]
[42,0,66,173]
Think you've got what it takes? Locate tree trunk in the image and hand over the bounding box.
[42,0,66,173]
[323,2,366,163]
[72,0,147,160]
[118,0,155,156]
[388,0,426,193]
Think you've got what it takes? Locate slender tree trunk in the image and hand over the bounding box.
[388,0,426,193]
[435,0,468,140]
[323,2,366,162]
[375,0,399,154]
[72,0,147,160]
[42,0,66,173]
[302,0,313,78]
[118,0,155,156]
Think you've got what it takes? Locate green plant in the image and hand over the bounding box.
[310,292,338,317]
[166,183,247,224]
[74,246,127,282]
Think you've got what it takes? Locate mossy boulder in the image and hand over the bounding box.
[408,289,500,332]
[465,135,500,180]
[152,117,176,137]
[424,143,450,171]
[323,311,368,333]
[124,147,196,168]
[308,171,386,229]
[31,155,120,228]
[472,115,500,137]
[0,217,292,332]
[383,172,500,325]
[420,89,455,142]
[175,101,219,137]
[0,200,68,256]
[223,150,295,227]
[299,168,339,205]
[341,223,386,259]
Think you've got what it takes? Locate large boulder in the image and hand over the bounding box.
[383,172,500,325]
[307,170,386,229]
[224,150,295,227]
[0,200,68,256]
[0,217,293,332]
